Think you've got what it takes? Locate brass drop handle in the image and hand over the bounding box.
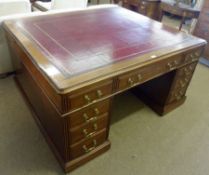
[93,123,98,130]
[189,65,194,71]
[174,94,181,100]
[82,123,98,138]
[167,62,173,70]
[174,60,178,65]
[194,51,199,57]
[190,53,198,61]
[137,74,142,81]
[184,68,190,75]
[83,113,89,121]
[84,95,91,104]
[96,90,103,98]
[94,108,100,115]
[184,68,188,72]
[140,5,145,10]
[184,78,189,82]
[83,139,97,153]
[179,90,184,96]
[190,53,195,59]
[179,81,185,88]
[83,114,98,123]
[128,78,134,86]
[83,110,99,123]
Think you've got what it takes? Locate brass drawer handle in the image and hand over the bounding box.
[94,108,100,115]
[167,62,173,70]
[184,78,189,82]
[174,60,178,65]
[128,78,134,86]
[84,95,91,104]
[83,115,98,123]
[140,5,145,10]
[190,53,195,59]
[190,53,198,61]
[83,112,98,123]
[82,139,97,153]
[96,90,103,98]
[137,74,142,81]
[174,94,181,100]
[194,51,199,57]
[189,65,194,71]
[183,68,191,75]
[141,1,146,5]
[83,113,89,121]
[179,90,184,96]
[179,81,186,88]
[82,123,98,138]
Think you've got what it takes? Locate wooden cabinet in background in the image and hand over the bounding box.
[194,0,209,60]
[122,0,161,20]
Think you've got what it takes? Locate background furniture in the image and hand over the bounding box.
[159,0,200,30]
[0,0,31,76]
[33,0,88,11]
[4,5,206,172]
[193,0,209,60]
[122,0,161,20]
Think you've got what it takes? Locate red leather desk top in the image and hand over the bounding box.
[15,6,189,77]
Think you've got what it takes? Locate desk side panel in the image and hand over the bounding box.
[6,34,70,162]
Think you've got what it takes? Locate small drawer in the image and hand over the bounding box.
[118,54,183,91]
[118,69,144,91]
[172,75,192,91]
[68,99,110,128]
[165,55,183,72]
[177,62,197,77]
[69,80,113,110]
[128,0,139,5]
[69,113,108,144]
[70,129,107,159]
[184,48,202,64]
[167,87,187,103]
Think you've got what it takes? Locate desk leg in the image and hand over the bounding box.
[179,16,185,31]
[132,62,198,116]
[159,10,164,22]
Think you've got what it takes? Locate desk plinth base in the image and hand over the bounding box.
[64,141,110,172]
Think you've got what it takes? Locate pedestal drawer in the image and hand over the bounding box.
[68,99,110,128]
[70,129,107,159]
[69,113,108,144]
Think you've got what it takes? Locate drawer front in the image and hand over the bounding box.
[118,54,183,91]
[69,113,108,144]
[126,0,139,5]
[183,47,203,64]
[177,62,197,78]
[69,80,113,110]
[138,1,147,14]
[70,129,107,159]
[183,11,198,18]
[168,86,188,102]
[68,99,110,128]
[167,62,197,103]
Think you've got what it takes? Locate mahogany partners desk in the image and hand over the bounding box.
[3,6,206,172]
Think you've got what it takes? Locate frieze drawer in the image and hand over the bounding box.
[118,54,183,91]
[69,80,113,111]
